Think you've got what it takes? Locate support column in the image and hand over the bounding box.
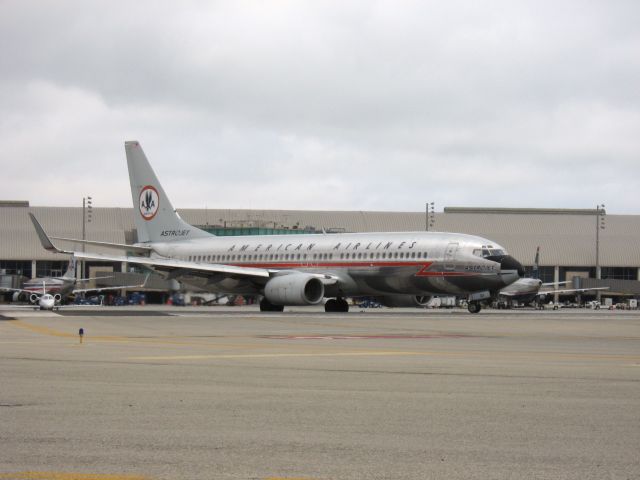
[553,265,560,305]
[31,260,37,279]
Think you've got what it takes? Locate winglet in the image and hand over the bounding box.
[29,213,71,254]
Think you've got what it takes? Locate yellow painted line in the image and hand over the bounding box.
[0,472,150,480]
[9,320,640,363]
[5,320,388,353]
[8,320,75,338]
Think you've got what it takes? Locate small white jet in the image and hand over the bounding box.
[29,141,525,314]
[3,281,97,311]
[2,256,148,308]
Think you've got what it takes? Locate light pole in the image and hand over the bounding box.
[595,204,606,301]
[425,202,435,231]
[82,196,92,279]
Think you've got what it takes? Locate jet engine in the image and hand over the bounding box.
[264,273,324,306]
[12,292,25,302]
[29,294,39,304]
[53,294,62,303]
[377,295,431,308]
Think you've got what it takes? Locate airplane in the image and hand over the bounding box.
[28,140,525,314]
[0,280,96,311]
[497,247,609,308]
[1,256,147,307]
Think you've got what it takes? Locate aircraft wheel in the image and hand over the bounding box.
[336,298,349,313]
[467,302,482,314]
[325,298,349,313]
[260,297,284,312]
[324,299,338,312]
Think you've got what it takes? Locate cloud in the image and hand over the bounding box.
[0,0,639,212]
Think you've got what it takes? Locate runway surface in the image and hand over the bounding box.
[1,306,639,480]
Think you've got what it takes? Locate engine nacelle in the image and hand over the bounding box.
[53,294,62,303]
[29,294,39,304]
[264,273,325,306]
[12,292,25,302]
[377,295,432,308]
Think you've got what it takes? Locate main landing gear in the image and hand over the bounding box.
[259,297,284,312]
[467,302,482,314]
[324,297,349,313]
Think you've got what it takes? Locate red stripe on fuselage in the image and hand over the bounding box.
[199,260,485,277]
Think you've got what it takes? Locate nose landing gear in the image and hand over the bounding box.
[467,302,482,314]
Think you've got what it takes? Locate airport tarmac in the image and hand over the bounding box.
[0,306,639,480]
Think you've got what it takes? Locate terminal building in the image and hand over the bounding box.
[2,201,640,304]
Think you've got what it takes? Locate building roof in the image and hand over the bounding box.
[1,205,639,267]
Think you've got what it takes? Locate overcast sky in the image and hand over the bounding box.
[1,1,639,213]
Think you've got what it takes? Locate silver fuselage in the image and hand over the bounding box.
[144,231,520,298]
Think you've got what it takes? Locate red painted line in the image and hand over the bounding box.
[262,334,470,340]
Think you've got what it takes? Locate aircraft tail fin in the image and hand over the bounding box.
[125,141,212,243]
[532,246,540,279]
[61,256,77,279]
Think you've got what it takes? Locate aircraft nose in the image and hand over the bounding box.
[500,255,525,277]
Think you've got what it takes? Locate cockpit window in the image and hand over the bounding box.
[475,247,506,258]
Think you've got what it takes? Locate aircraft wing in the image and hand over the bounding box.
[69,251,271,280]
[30,213,271,280]
[0,287,32,295]
[72,274,151,294]
[30,214,341,284]
[537,287,610,297]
